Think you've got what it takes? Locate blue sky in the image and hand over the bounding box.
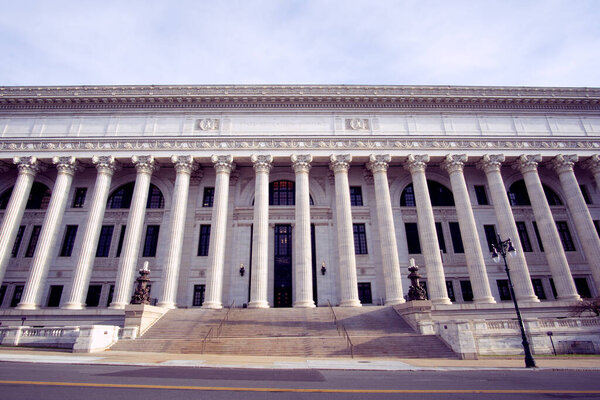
[0,0,599,87]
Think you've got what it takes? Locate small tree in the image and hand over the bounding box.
[570,297,600,317]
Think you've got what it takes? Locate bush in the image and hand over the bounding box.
[570,297,600,317]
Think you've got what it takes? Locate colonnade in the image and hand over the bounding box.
[0,153,597,309]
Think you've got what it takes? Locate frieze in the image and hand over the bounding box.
[196,118,220,131]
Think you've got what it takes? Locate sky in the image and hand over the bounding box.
[0,0,599,87]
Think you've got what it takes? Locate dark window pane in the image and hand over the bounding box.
[532,221,545,252]
[85,285,102,307]
[25,225,42,257]
[269,180,295,206]
[106,285,115,307]
[10,285,24,307]
[497,279,511,301]
[0,285,6,306]
[556,221,576,251]
[446,281,455,302]
[26,183,51,210]
[146,185,164,209]
[580,185,592,205]
[435,222,446,253]
[116,226,126,257]
[574,277,592,298]
[107,183,163,209]
[594,220,600,238]
[72,187,87,208]
[353,223,368,255]
[60,225,78,257]
[549,278,557,299]
[0,187,13,209]
[12,225,25,257]
[357,282,372,304]
[516,221,533,252]
[142,225,160,257]
[96,225,114,257]
[449,222,464,253]
[202,187,215,207]
[531,278,546,300]
[460,280,474,302]
[401,185,416,207]
[483,225,497,252]
[197,225,211,257]
[474,185,489,205]
[47,285,63,307]
[405,223,421,254]
[193,284,205,306]
[543,185,562,206]
[350,186,363,206]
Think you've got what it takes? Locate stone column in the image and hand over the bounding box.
[248,154,272,308]
[109,155,158,309]
[291,154,316,308]
[203,155,235,309]
[405,155,451,305]
[330,154,361,307]
[580,155,600,292]
[582,155,600,188]
[17,157,78,309]
[514,154,580,301]
[477,155,538,302]
[62,156,119,309]
[157,155,196,309]
[441,154,495,304]
[0,157,42,285]
[366,154,405,305]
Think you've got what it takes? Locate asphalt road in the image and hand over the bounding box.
[0,362,599,400]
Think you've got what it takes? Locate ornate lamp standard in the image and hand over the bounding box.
[491,236,537,368]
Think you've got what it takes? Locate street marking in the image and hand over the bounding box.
[1,381,600,394]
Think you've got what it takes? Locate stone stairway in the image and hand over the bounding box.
[111,306,456,358]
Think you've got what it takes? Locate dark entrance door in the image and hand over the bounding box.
[274,224,292,307]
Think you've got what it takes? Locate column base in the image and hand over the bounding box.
[15,302,38,310]
[557,294,581,302]
[431,297,452,305]
[516,294,540,303]
[248,300,270,308]
[473,296,497,304]
[108,302,127,310]
[156,301,177,309]
[202,301,223,309]
[293,300,316,308]
[339,299,362,307]
[384,298,406,306]
[61,302,85,310]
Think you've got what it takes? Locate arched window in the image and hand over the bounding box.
[401,181,455,207]
[270,180,295,206]
[507,180,562,206]
[26,182,52,210]
[107,182,164,209]
[0,188,12,209]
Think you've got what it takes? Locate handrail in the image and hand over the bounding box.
[341,325,354,359]
[201,327,213,354]
[217,300,235,337]
[327,299,341,335]
[202,300,235,353]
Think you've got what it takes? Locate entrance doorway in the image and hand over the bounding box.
[274,224,292,307]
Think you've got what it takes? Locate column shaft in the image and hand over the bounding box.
[63,156,118,309]
[158,156,196,309]
[577,155,600,292]
[0,157,40,285]
[367,154,404,305]
[442,155,495,304]
[203,155,234,309]
[478,155,538,302]
[516,154,579,301]
[248,155,272,308]
[406,155,451,305]
[330,154,361,307]
[292,155,315,308]
[18,157,78,309]
[110,156,157,309]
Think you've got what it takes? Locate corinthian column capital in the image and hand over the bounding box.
[171,155,197,174]
[291,154,312,173]
[441,154,468,174]
[581,155,600,175]
[366,154,391,174]
[477,154,505,173]
[92,156,120,175]
[329,154,352,173]
[53,156,79,176]
[404,154,429,173]
[513,154,542,174]
[549,154,578,174]
[132,155,158,174]
[14,156,45,176]
[251,154,273,173]
[211,155,235,174]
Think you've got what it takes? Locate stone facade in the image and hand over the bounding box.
[0,85,599,315]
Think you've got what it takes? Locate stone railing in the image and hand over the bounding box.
[0,325,119,352]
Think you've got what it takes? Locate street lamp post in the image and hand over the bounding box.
[491,235,537,368]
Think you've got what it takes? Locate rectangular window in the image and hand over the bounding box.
[357,282,372,304]
[549,278,557,299]
[474,185,489,205]
[193,284,205,306]
[142,225,160,257]
[72,187,87,208]
[202,187,215,207]
[0,285,6,307]
[532,221,544,252]
[197,225,211,257]
[556,221,576,251]
[350,186,363,206]
[497,279,511,301]
[96,225,114,257]
[483,225,498,252]
[405,223,421,254]
[446,281,455,302]
[460,280,474,302]
[116,225,126,257]
[60,225,78,257]
[353,223,368,254]
[448,222,464,253]
[515,221,533,252]
[574,277,592,298]
[47,285,63,307]
[594,220,600,238]
[12,225,25,257]
[25,225,42,257]
[531,278,546,300]
[85,284,103,307]
[580,185,592,205]
[106,284,115,307]
[10,285,24,307]
[435,222,446,253]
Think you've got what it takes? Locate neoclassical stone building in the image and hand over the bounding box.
[0,85,599,316]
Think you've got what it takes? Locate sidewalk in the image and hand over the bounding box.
[1,347,600,371]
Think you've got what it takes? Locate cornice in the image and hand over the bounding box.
[1,84,599,112]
